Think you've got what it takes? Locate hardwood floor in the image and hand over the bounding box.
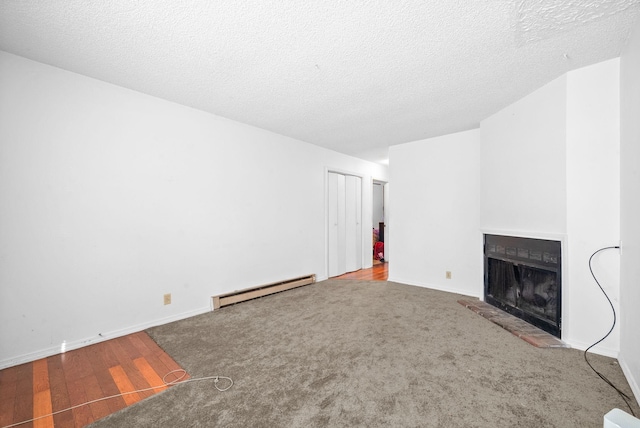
[334,262,388,281]
[0,331,188,428]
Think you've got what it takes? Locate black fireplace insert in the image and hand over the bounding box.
[484,234,562,337]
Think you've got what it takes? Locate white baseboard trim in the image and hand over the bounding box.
[388,276,483,299]
[618,356,640,408]
[563,338,619,359]
[0,306,211,370]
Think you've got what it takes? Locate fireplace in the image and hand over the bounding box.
[484,234,561,337]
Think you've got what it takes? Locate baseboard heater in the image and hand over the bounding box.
[604,409,640,427]
[212,274,316,310]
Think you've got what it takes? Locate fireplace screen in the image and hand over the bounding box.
[484,234,561,337]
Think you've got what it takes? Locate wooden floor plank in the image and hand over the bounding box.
[108,365,142,406]
[47,355,75,428]
[32,390,54,428]
[127,332,155,358]
[32,359,54,428]
[107,341,148,387]
[106,340,135,369]
[136,349,172,383]
[32,359,50,394]
[81,374,112,423]
[64,377,93,428]
[0,365,19,427]
[95,340,121,370]
[118,335,144,362]
[13,363,34,428]
[107,341,155,400]
[84,345,127,414]
[135,331,165,355]
[59,350,93,383]
[133,357,168,393]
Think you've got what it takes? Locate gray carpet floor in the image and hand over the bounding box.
[90,280,639,427]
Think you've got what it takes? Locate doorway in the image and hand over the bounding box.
[372,180,387,265]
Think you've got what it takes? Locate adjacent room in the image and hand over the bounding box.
[1,1,640,427]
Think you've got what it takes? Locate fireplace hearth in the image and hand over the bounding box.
[484,234,561,337]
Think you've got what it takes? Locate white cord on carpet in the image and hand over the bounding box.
[1,369,233,428]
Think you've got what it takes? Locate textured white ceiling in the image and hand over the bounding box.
[1,1,639,163]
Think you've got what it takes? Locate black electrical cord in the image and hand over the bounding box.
[584,245,636,417]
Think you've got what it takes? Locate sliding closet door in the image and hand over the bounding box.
[328,172,346,277]
[345,175,362,273]
[328,172,362,277]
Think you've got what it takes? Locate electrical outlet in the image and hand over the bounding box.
[164,293,172,305]
[446,271,452,279]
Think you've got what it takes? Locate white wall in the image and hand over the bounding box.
[480,75,568,235]
[620,16,640,406]
[565,58,620,354]
[0,51,388,368]
[388,129,482,298]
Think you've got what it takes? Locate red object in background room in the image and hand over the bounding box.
[374,241,384,260]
